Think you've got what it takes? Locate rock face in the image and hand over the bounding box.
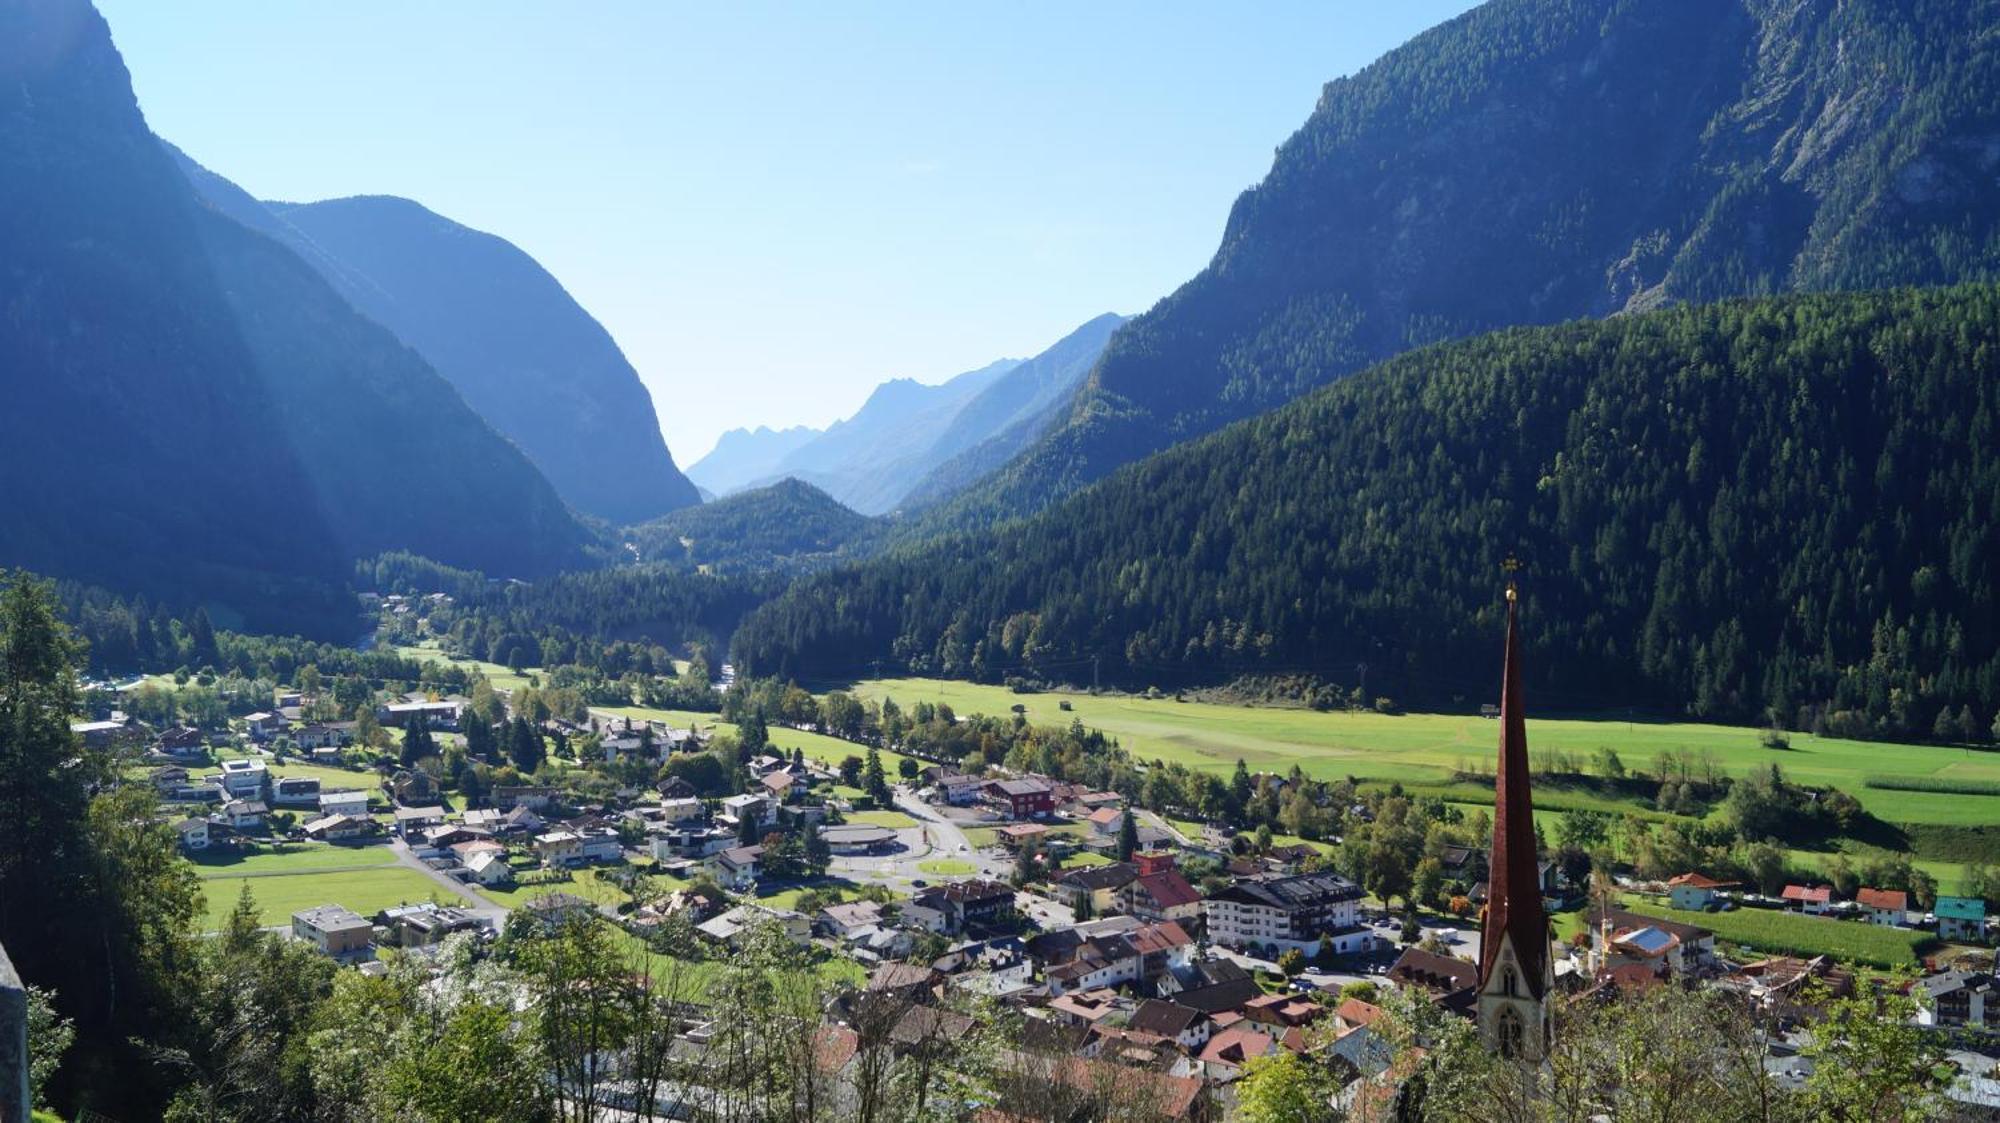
[943,0,2000,527]
[170,151,701,525]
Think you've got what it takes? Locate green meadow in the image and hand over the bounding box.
[200,867,467,930]
[845,678,2000,829]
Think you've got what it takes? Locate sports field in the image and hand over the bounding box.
[845,678,2000,828]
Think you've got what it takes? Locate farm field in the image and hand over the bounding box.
[1621,898,1932,970]
[845,678,2000,828]
[189,843,396,878]
[199,867,467,930]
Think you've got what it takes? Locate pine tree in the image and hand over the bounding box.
[1117,809,1139,861]
[864,745,889,803]
[400,712,435,768]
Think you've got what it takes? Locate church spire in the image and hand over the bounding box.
[1477,570,1552,1059]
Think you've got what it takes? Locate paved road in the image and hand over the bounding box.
[389,839,511,929]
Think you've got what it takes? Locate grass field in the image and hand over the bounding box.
[200,867,466,930]
[392,641,541,693]
[1622,899,1932,970]
[845,679,2000,827]
[918,859,977,876]
[591,704,921,779]
[189,843,396,878]
[845,809,918,830]
[478,868,647,911]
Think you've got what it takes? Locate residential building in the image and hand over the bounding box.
[376,903,487,948]
[465,850,513,886]
[1387,947,1480,1013]
[1582,907,1716,972]
[1052,862,1137,916]
[913,879,1017,936]
[492,785,557,812]
[720,793,776,827]
[318,789,370,819]
[986,778,1054,820]
[391,805,446,839]
[1857,887,1909,927]
[1119,851,1204,926]
[378,700,464,729]
[152,725,207,759]
[174,817,210,851]
[1193,1026,1279,1081]
[1128,999,1211,1051]
[1917,971,1992,1029]
[294,722,353,750]
[219,798,268,830]
[243,711,287,741]
[696,903,810,946]
[292,905,373,959]
[1936,895,1988,941]
[1781,884,1834,915]
[1666,872,1733,911]
[1087,807,1124,838]
[1203,873,1368,955]
[271,775,321,808]
[217,758,268,799]
[657,796,706,823]
[302,813,371,842]
[930,771,984,806]
[709,845,764,890]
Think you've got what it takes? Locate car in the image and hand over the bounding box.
[912,879,928,888]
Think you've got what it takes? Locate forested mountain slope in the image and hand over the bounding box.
[624,479,875,573]
[0,0,587,633]
[735,284,2000,740]
[935,0,2000,530]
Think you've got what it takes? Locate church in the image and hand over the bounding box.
[1475,581,1554,1061]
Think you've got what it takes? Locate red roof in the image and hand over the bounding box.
[1856,887,1908,911]
[1131,870,1203,910]
[1128,920,1193,955]
[1088,807,1123,826]
[1197,1026,1276,1067]
[1782,884,1833,904]
[1335,997,1384,1029]
[1478,591,1550,1000]
[1667,872,1733,890]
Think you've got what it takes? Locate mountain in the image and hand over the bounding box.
[624,478,874,573]
[733,283,2000,740]
[938,0,2000,529]
[167,159,700,525]
[901,312,1129,509]
[0,0,587,631]
[686,425,824,496]
[755,357,1022,514]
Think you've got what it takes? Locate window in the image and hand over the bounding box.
[1497,1007,1525,1059]
[1502,966,1520,997]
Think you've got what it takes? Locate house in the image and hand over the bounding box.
[217,758,268,799]
[986,778,1054,820]
[318,789,370,819]
[174,817,211,851]
[71,718,132,748]
[1129,999,1211,1051]
[391,805,446,839]
[1856,887,1909,927]
[1387,946,1480,1013]
[378,700,464,729]
[912,879,1017,936]
[152,725,208,759]
[993,823,1048,851]
[708,844,764,890]
[1051,862,1138,916]
[375,903,487,948]
[651,824,734,861]
[657,796,706,823]
[1935,895,1988,941]
[243,711,287,741]
[1916,970,1992,1029]
[294,722,353,750]
[696,903,810,946]
[1087,807,1125,838]
[388,770,438,806]
[929,771,985,806]
[819,900,887,939]
[1204,872,1370,956]
[1666,872,1734,911]
[302,813,372,842]
[720,793,776,827]
[492,785,556,812]
[1242,991,1326,1030]
[1119,852,1204,925]
[1038,918,1194,996]
[1193,1025,1279,1081]
[1781,884,1835,915]
[271,775,322,808]
[535,831,585,867]
[464,849,513,886]
[219,798,268,830]
[291,905,374,959]
[1583,907,1716,972]
[759,770,798,800]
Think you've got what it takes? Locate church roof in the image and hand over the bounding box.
[1478,588,1551,1000]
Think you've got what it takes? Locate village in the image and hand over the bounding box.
[75,633,1999,1120]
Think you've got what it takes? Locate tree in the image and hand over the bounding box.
[1798,979,1948,1120]
[863,745,889,803]
[1235,1051,1333,1123]
[838,755,864,786]
[1276,948,1306,977]
[1116,808,1139,862]
[1412,856,1445,910]
[737,805,763,847]
[399,712,436,769]
[27,986,74,1111]
[506,716,544,774]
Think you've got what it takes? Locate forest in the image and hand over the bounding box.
[734,284,2000,742]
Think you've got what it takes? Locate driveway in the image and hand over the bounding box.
[389,839,510,929]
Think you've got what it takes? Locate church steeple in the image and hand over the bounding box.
[1476,573,1552,1060]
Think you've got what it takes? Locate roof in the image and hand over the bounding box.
[1935,895,1988,921]
[1088,807,1123,826]
[1128,920,1194,955]
[1918,970,1993,999]
[988,778,1052,797]
[293,904,370,932]
[996,823,1048,838]
[1057,862,1138,892]
[1387,947,1478,994]
[1129,999,1203,1038]
[718,845,764,867]
[392,805,445,821]
[867,962,936,993]
[1856,887,1909,912]
[1131,870,1203,910]
[1782,884,1833,904]
[1208,872,1361,910]
[1479,590,1550,1001]
[1612,926,1680,957]
[1585,906,1712,944]
[1667,872,1735,890]
[819,824,896,845]
[1335,997,1384,1029]
[1197,1026,1275,1068]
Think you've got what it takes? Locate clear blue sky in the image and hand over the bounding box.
[99,1,1474,463]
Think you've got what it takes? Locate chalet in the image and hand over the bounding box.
[152,725,208,759]
[302,813,371,842]
[1204,872,1370,956]
[658,775,699,801]
[1120,853,1204,926]
[993,823,1048,851]
[295,722,353,750]
[1781,884,1834,915]
[929,770,985,806]
[464,849,513,886]
[985,778,1054,820]
[1856,887,1909,926]
[174,817,211,851]
[1047,987,1122,1028]
[1935,895,1988,941]
[759,770,798,800]
[1916,970,1992,1029]
[388,770,438,806]
[1129,999,1211,1051]
[318,789,370,819]
[818,900,888,939]
[1666,872,1734,911]
[271,775,322,808]
[218,798,268,830]
[243,711,287,741]
[709,844,765,890]
[1087,807,1125,837]
[292,905,373,959]
[913,879,1016,936]
[492,785,556,812]
[1242,990,1326,1030]
[1192,1025,1279,1082]
[696,902,810,946]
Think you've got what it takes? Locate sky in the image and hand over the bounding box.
[99,1,1476,464]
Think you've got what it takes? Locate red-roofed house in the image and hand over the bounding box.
[1335,997,1384,1032]
[1194,1026,1279,1081]
[1120,852,1203,925]
[1666,872,1735,911]
[1087,806,1124,837]
[1781,884,1834,915]
[1856,887,1909,926]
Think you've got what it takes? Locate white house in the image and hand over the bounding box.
[175,817,211,851]
[1857,887,1909,927]
[708,844,764,890]
[219,799,268,830]
[657,797,706,823]
[1666,872,1732,911]
[465,849,514,887]
[218,758,268,799]
[271,775,322,808]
